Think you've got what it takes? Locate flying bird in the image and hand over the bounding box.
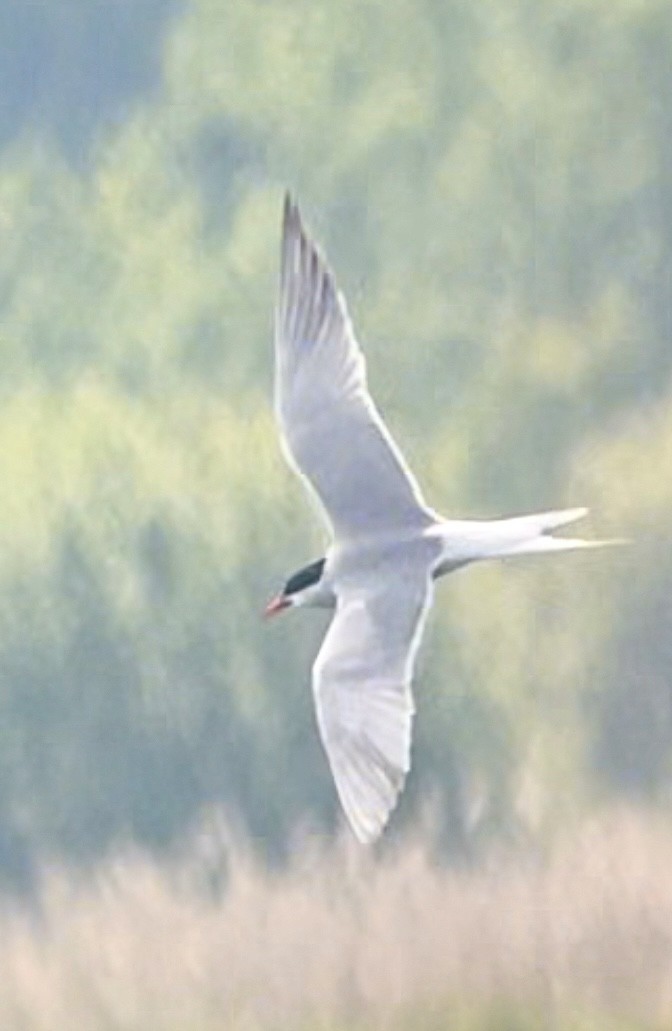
[266,193,615,844]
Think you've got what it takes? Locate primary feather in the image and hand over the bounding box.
[313,571,433,844]
[275,194,433,541]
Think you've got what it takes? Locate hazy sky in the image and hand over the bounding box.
[0,0,179,156]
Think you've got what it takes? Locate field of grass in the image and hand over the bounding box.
[0,807,670,1030]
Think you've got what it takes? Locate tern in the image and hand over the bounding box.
[266,194,615,844]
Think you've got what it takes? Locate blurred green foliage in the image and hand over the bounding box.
[0,0,668,879]
[295,1007,661,1031]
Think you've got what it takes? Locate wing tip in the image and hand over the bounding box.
[282,190,303,237]
[282,188,293,220]
[348,779,406,845]
[336,749,409,846]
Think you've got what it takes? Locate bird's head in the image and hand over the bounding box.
[264,557,328,617]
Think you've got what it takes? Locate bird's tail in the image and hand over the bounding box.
[487,507,624,558]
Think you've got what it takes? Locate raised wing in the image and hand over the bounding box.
[312,569,434,843]
[275,194,433,542]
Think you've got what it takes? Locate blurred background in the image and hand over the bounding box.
[0,0,670,1027]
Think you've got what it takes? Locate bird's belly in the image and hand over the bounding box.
[328,531,442,588]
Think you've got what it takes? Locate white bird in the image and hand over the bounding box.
[265,194,616,844]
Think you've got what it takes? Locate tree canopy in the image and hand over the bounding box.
[0,0,668,878]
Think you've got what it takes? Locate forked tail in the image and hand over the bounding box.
[490,507,623,558]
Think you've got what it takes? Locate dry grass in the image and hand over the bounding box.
[0,807,670,1030]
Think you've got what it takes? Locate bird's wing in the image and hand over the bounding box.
[274,194,433,542]
[312,567,434,843]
